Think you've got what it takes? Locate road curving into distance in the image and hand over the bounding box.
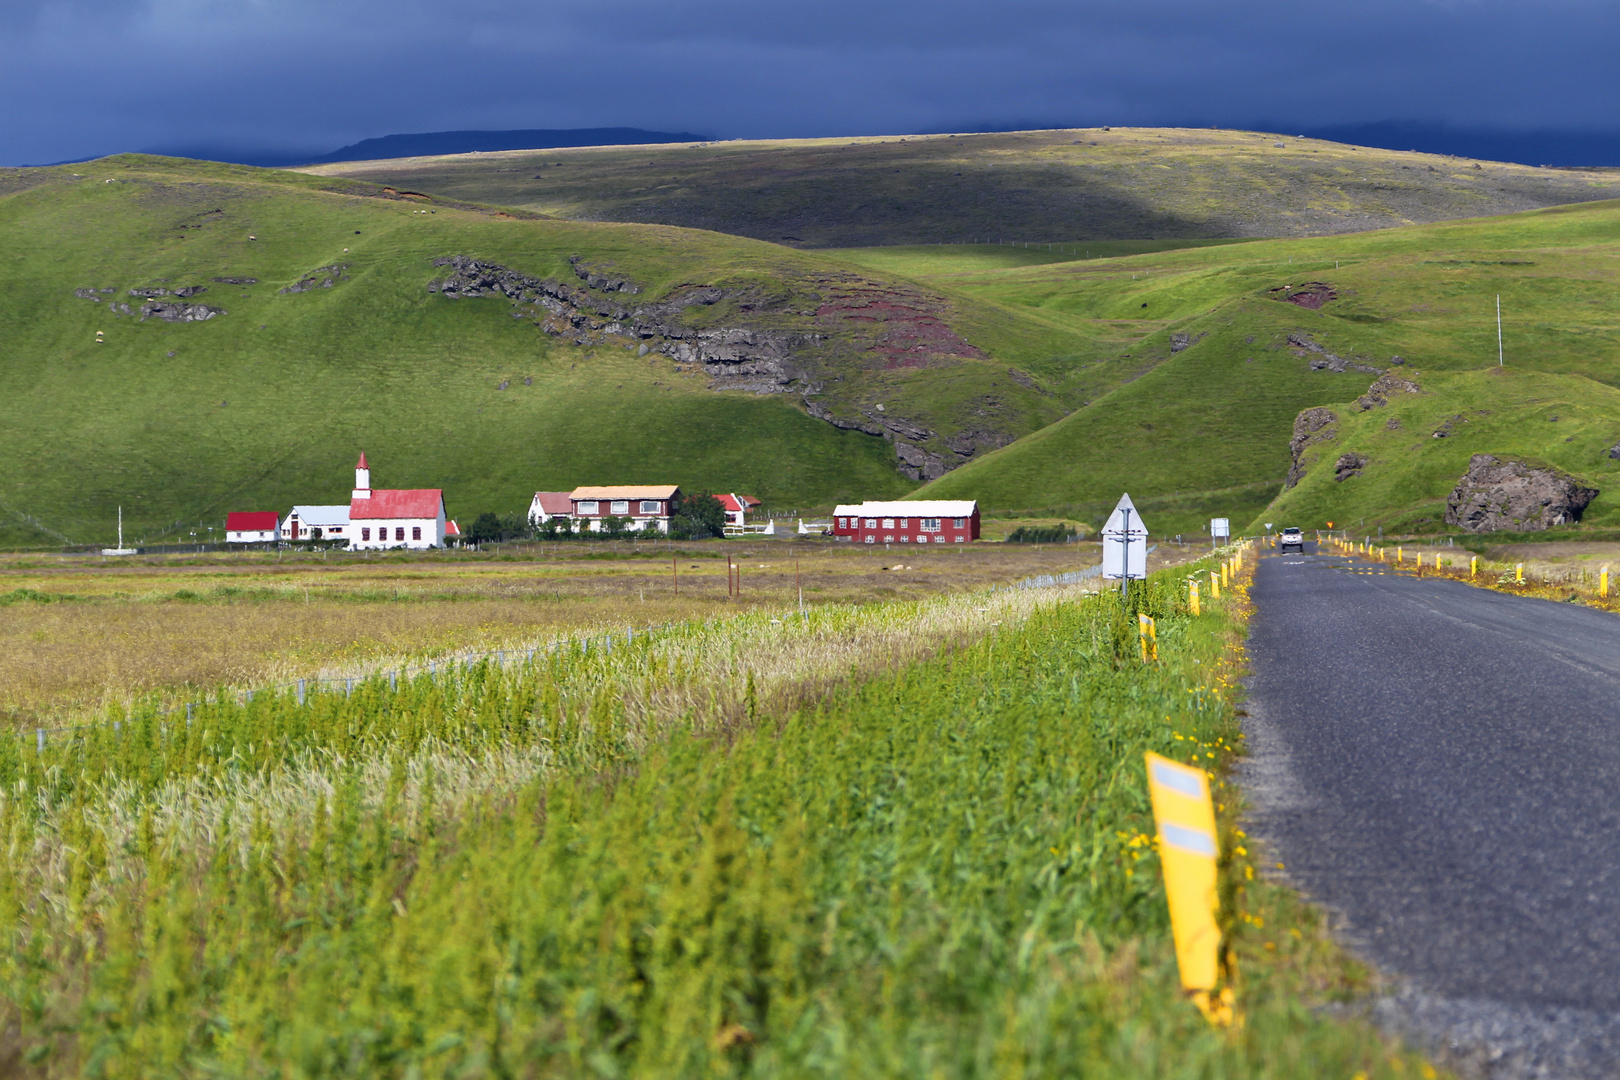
[1244,544,1620,1079]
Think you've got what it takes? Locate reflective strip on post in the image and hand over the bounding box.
[1144,751,1230,1024]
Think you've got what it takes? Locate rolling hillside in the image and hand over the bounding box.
[300,127,1620,248]
[912,199,1620,535]
[0,155,1079,548]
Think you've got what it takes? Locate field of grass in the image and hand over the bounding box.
[302,127,1620,248]
[0,539,1143,725]
[0,554,1436,1079]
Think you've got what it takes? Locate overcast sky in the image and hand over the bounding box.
[2,0,1616,165]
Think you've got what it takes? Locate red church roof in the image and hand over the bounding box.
[226,511,279,532]
[714,493,761,513]
[357,451,368,468]
[350,489,443,519]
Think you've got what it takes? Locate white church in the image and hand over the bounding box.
[343,453,458,550]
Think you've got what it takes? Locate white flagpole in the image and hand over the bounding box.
[1497,294,1504,366]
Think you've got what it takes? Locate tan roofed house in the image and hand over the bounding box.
[569,485,681,533]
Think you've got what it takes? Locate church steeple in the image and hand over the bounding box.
[353,452,371,499]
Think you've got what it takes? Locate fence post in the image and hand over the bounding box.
[297,678,306,705]
[36,729,44,753]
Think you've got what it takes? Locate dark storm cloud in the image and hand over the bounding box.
[2,0,1617,165]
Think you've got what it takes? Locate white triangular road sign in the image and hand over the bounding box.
[1102,493,1149,579]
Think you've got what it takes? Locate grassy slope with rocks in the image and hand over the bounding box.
[0,156,1083,548]
[300,127,1620,248]
[909,199,1620,536]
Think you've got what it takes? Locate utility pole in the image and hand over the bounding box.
[1497,294,1504,366]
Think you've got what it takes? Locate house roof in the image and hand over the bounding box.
[286,504,351,526]
[714,493,761,513]
[445,520,460,537]
[350,489,444,519]
[357,451,368,468]
[226,511,280,532]
[570,485,680,501]
[833,500,978,519]
[531,491,574,515]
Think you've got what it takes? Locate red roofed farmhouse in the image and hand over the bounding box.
[347,452,451,550]
[715,493,761,528]
[225,511,280,544]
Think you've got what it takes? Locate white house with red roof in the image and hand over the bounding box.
[225,511,280,544]
[527,491,575,528]
[715,493,761,528]
[346,453,453,550]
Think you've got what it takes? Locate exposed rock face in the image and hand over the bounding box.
[1355,373,1422,411]
[1287,407,1338,488]
[426,255,1016,480]
[281,264,348,293]
[1289,332,1381,374]
[140,301,224,322]
[1444,454,1598,532]
[1170,331,1207,353]
[212,276,258,285]
[72,287,115,301]
[1333,452,1368,481]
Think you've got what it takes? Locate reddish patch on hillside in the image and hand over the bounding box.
[815,283,985,368]
[1269,282,1337,309]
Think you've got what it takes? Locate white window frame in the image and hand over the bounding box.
[921,517,941,532]
[865,518,877,528]
[954,517,967,528]
[864,535,875,544]
[882,518,895,529]
[577,500,599,515]
[610,500,630,515]
[640,500,661,515]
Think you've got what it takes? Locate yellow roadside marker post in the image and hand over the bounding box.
[1602,566,1610,598]
[1470,556,1478,578]
[1138,613,1158,661]
[1221,561,1229,589]
[1397,546,1403,565]
[1516,563,1524,584]
[1210,569,1220,599]
[1144,752,1232,1025]
[1189,579,1201,616]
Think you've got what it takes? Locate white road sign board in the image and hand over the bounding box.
[1102,493,1149,579]
[1210,518,1231,539]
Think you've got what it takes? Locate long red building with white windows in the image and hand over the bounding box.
[831,500,980,544]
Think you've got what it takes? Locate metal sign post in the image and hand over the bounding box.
[1102,493,1149,599]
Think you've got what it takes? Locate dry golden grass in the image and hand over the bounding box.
[0,541,1206,724]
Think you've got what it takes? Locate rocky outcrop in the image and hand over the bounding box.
[1289,332,1382,374]
[212,276,258,285]
[140,301,224,323]
[1287,407,1338,488]
[1170,331,1207,353]
[1333,452,1368,481]
[426,254,1016,481]
[1444,454,1598,532]
[1355,373,1422,411]
[281,264,349,293]
[73,287,115,301]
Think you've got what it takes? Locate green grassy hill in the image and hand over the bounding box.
[300,127,1620,248]
[911,200,1620,535]
[0,156,1079,548]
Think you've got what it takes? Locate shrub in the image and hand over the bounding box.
[1007,523,1077,544]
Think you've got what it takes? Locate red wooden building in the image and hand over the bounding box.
[831,500,980,544]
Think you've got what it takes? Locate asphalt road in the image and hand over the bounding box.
[1244,546,1620,1077]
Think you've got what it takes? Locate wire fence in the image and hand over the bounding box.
[1006,544,1160,590]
